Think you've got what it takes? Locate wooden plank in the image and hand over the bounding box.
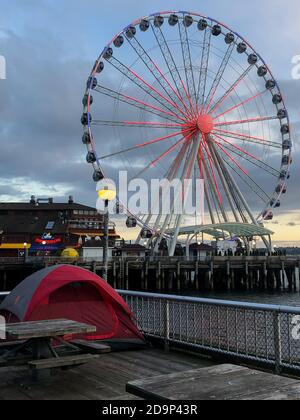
[126,364,300,401]
[6,319,96,340]
[70,340,111,354]
[28,354,99,370]
[0,349,216,400]
[0,341,24,349]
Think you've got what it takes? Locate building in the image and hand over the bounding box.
[188,243,214,261]
[0,196,119,257]
[113,243,148,259]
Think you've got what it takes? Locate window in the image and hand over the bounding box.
[45,221,55,230]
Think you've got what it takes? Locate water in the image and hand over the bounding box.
[183,290,300,307]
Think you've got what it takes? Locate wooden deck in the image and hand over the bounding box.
[0,348,215,400]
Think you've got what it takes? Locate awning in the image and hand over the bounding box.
[166,222,274,238]
[0,243,31,249]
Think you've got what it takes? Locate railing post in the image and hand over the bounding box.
[164,300,170,353]
[273,311,282,375]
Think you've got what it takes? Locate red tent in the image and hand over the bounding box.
[0,265,144,345]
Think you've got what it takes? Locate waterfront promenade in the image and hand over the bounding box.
[0,255,300,293]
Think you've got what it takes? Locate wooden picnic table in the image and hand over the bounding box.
[0,319,107,381]
[126,364,300,400]
[5,319,96,340]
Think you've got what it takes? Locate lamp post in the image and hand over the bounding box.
[98,185,116,281]
[23,242,28,264]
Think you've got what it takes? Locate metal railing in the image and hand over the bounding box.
[1,287,300,375]
[118,290,300,375]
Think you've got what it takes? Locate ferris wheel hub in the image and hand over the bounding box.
[196,113,214,134]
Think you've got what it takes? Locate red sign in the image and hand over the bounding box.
[35,237,62,245]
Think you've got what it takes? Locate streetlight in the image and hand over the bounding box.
[98,185,116,281]
[23,242,28,263]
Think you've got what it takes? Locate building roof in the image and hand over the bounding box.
[0,202,97,212]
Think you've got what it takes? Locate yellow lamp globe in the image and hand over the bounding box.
[98,188,117,201]
[61,248,79,258]
[97,179,117,202]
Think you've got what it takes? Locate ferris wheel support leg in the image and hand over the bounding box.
[151,145,189,254]
[207,136,241,223]
[202,159,228,223]
[268,235,272,255]
[204,183,216,225]
[185,235,191,260]
[153,142,194,255]
[212,143,257,225]
[212,144,272,252]
[169,135,201,257]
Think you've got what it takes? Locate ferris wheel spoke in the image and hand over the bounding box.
[92,120,182,129]
[124,34,191,119]
[222,155,270,203]
[212,128,282,149]
[106,56,188,120]
[215,115,278,127]
[213,90,266,120]
[94,85,185,123]
[196,24,212,109]
[212,132,260,162]
[204,42,235,113]
[150,22,194,118]
[98,129,189,160]
[131,130,196,180]
[209,65,253,114]
[214,136,280,177]
[211,138,249,176]
[178,15,197,107]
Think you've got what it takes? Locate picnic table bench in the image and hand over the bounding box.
[0,319,111,381]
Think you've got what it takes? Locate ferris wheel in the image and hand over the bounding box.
[82,11,292,255]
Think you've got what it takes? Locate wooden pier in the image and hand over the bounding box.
[0,348,214,400]
[1,345,300,400]
[0,256,300,293]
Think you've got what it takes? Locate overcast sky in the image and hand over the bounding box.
[0,0,299,243]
